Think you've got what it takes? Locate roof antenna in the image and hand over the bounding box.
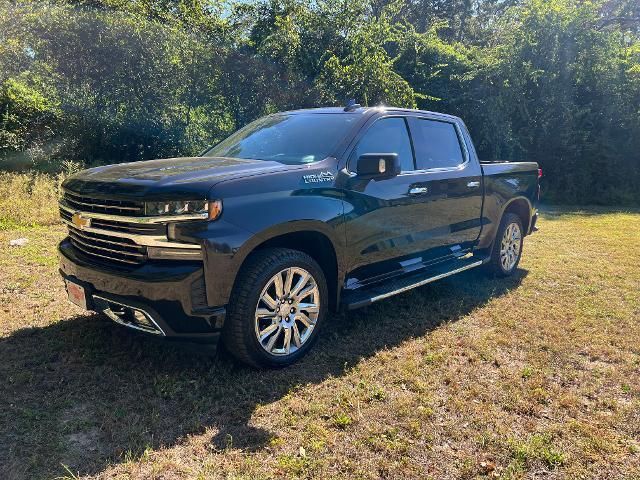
[344,99,361,112]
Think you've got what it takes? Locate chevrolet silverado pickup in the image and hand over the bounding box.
[58,105,540,367]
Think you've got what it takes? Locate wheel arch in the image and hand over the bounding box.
[233,222,343,311]
[501,197,533,235]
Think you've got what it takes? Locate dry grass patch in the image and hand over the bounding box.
[0,207,639,479]
[0,172,66,229]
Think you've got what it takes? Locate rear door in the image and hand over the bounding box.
[407,115,483,248]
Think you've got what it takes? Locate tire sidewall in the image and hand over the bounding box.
[494,213,524,276]
[237,252,328,368]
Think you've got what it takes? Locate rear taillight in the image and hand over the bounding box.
[538,168,543,179]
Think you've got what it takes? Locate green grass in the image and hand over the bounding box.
[1,206,639,479]
[0,172,66,229]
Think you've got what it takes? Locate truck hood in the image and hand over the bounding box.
[62,156,293,200]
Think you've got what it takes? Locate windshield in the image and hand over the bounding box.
[203,113,359,164]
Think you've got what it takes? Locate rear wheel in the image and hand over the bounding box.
[222,248,327,368]
[485,212,524,277]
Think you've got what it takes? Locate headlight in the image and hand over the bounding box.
[144,199,222,220]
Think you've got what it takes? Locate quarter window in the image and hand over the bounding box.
[352,117,415,172]
[413,119,465,170]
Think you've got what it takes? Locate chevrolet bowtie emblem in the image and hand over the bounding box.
[71,213,91,230]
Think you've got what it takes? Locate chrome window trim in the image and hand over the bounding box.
[345,115,415,174]
[59,202,207,224]
[345,115,471,176]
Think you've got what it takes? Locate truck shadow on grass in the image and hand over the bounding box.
[0,268,526,479]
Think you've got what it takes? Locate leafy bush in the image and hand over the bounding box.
[0,0,639,204]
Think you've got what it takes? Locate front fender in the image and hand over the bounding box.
[194,219,345,308]
[195,164,346,307]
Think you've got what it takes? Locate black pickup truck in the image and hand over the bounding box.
[58,105,540,367]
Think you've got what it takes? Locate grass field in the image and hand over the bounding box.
[1,205,639,479]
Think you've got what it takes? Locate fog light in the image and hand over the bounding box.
[133,310,153,328]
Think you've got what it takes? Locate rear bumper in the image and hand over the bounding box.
[58,239,225,344]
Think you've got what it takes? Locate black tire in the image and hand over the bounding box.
[222,248,328,368]
[485,212,524,277]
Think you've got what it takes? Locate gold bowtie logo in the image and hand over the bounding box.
[72,213,91,230]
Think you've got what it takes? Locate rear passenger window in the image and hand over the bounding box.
[352,117,415,172]
[414,119,465,170]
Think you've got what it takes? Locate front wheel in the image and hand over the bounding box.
[222,248,328,368]
[485,212,524,277]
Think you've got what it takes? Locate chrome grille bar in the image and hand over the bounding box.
[63,190,144,215]
[67,225,147,264]
[69,239,143,265]
[64,197,141,212]
[68,228,146,253]
[90,219,161,235]
[59,202,207,224]
[68,233,145,261]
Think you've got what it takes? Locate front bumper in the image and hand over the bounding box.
[58,239,225,344]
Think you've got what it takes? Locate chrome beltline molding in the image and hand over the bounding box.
[59,202,208,224]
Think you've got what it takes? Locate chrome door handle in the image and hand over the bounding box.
[408,187,428,195]
[467,181,480,188]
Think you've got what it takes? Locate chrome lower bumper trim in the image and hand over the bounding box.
[94,295,166,336]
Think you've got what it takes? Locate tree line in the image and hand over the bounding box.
[1,0,639,204]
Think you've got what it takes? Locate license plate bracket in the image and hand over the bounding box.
[65,279,88,310]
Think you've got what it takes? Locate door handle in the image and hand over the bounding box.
[467,181,480,188]
[408,187,428,195]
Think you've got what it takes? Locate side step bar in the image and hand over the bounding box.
[342,257,484,310]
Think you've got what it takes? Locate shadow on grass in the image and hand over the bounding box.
[0,268,527,479]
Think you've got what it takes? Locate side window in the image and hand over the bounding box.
[413,119,465,170]
[352,117,415,172]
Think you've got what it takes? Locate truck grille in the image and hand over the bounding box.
[60,189,201,265]
[63,190,144,216]
[59,207,163,236]
[67,225,147,265]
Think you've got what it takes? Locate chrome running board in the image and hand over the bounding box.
[342,257,484,310]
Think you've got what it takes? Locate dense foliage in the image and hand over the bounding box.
[1,0,638,204]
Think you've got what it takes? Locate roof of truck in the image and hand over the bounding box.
[281,106,462,122]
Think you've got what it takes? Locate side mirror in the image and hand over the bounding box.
[356,153,400,179]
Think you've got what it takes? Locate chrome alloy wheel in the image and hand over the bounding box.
[254,267,320,356]
[500,222,522,271]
